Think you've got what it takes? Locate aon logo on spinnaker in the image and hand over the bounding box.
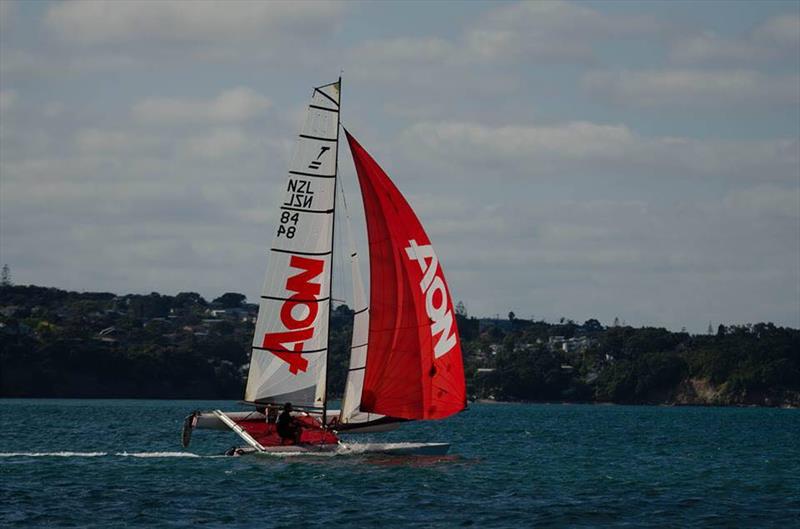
[405,240,457,359]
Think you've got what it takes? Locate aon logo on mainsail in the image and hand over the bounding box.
[405,240,457,358]
[262,255,324,374]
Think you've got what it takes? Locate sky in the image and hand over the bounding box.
[0,0,798,333]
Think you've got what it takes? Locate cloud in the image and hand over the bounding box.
[405,120,634,161]
[387,117,798,330]
[3,1,798,331]
[44,0,346,45]
[400,119,799,181]
[348,0,664,85]
[0,90,16,113]
[180,127,252,159]
[721,185,800,218]
[12,0,348,77]
[411,187,799,329]
[0,47,150,79]
[0,0,13,30]
[75,128,158,154]
[583,69,800,107]
[753,13,800,47]
[670,13,800,65]
[350,37,456,65]
[669,33,776,65]
[464,0,660,62]
[132,87,271,124]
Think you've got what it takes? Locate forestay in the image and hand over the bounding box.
[244,81,340,408]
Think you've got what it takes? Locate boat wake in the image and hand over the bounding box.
[0,451,208,458]
[0,445,457,461]
[0,451,109,458]
[249,442,452,458]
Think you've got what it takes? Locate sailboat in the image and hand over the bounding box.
[181,79,465,456]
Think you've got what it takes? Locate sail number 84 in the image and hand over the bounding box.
[278,211,300,238]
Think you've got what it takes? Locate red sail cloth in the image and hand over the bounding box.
[345,130,465,420]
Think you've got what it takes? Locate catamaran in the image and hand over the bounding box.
[181,79,465,456]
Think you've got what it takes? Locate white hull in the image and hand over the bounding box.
[227,442,450,457]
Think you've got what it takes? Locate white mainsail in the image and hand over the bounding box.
[244,81,340,408]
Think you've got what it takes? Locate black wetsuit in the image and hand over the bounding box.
[277,410,295,440]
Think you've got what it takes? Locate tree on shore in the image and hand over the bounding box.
[213,293,246,308]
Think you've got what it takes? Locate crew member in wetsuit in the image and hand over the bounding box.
[276,402,301,444]
[266,406,278,424]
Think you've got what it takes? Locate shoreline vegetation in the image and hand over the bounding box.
[1,284,798,408]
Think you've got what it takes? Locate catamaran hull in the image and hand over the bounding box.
[191,410,401,433]
[227,442,451,457]
[181,410,403,450]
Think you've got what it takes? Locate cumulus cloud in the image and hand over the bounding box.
[8,0,347,76]
[0,0,13,29]
[721,185,800,218]
[583,69,800,108]
[350,37,456,65]
[0,47,154,78]
[0,90,16,113]
[404,120,634,161]
[2,1,798,330]
[132,87,271,124]
[44,0,346,44]
[76,128,157,154]
[400,120,799,181]
[753,13,800,47]
[180,127,252,159]
[464,0,660,62]
[670,33,777,65]
[349,0,663,83]
[409,187,799,329]
[670,13,800,65]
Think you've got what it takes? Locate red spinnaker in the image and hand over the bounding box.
[345,130,465,420]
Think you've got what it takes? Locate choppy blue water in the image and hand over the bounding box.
[1,399,798,528]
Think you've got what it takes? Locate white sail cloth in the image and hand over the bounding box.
[338,193,385,425]
[244,81,340,408]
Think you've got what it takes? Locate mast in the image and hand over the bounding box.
[322,75,341,428]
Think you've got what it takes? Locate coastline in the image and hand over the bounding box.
[1,394,797,409]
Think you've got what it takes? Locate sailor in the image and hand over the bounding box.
[276,402,301,444]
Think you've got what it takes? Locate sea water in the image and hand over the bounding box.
[1,399,798,528]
